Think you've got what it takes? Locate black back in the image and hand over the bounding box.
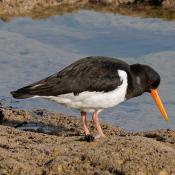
[11,56,131,99]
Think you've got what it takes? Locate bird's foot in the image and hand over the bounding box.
[84,134,95,142]
[80,134,106,142]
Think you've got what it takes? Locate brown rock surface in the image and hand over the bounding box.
[0,0,175,21]
[0,107,175,175]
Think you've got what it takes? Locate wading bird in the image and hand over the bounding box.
[11,56,169,141]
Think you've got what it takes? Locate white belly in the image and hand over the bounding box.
[38,70,128,112]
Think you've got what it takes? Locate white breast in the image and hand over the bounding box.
[40,70,128,112]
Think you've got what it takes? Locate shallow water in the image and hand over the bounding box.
[0,10,175,131]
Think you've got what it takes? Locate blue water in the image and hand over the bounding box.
[0,10,175,131]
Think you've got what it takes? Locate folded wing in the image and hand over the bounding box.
[11,57,129,99]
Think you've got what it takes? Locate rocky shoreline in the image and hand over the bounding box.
[0,0,175,21]
[0,107,175,174]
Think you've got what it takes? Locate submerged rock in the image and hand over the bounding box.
[0,107,175,174]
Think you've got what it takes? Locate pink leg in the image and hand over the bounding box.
[81,112,90,135]
[92,112,106,138]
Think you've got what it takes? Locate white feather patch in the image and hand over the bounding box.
[37,70,128,112]
[136,76,141,85]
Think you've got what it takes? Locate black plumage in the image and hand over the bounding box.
[11,56,161,101]
[11,56,130,98]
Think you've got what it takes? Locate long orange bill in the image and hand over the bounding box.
[150,89,169,124]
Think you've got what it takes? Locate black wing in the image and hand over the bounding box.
[11,56,130,99]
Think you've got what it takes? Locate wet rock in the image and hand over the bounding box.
[0,109,5,124]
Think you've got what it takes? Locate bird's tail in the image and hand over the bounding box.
[11,85,34,99]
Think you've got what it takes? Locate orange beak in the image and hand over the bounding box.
[151,89,169,124]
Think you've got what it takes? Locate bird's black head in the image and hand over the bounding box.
[130,63,169,123]
[130,64,160,94]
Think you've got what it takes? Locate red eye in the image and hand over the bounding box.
[148,80,153,84]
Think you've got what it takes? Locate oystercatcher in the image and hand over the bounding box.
[11,56,169,141]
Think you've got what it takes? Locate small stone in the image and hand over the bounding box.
[159,170,169,175]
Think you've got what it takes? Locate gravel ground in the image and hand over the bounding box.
[0,107,175,175]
